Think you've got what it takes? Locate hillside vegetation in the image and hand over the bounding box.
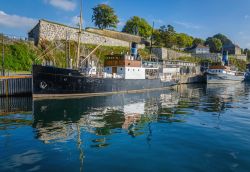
[0,39,150,71]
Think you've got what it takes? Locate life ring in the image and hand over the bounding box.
[40,81,47,89]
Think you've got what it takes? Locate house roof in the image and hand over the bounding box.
[209,65,227,69]
[187,44,209,51]
[195,44,209,49]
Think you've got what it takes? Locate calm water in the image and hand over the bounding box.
[1,83,250,172]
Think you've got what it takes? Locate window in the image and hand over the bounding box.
[120,68,123,70]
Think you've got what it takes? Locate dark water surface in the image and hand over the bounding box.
[1,83,250,172]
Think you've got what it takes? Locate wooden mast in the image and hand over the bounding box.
[76,0,83,69]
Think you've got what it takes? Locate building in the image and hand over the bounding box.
[223,44,241,55]
[28,19,145,48]
[187,44,210,54]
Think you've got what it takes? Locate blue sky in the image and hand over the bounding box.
[1,0,250,48]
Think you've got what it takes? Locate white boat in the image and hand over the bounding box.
[206,66,244,84]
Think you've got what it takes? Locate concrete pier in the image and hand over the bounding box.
[0,76,32,97]
[179,74,205,84]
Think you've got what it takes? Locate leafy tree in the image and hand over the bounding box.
[153,25,177,48]
[167,25,175,33]
[192,38,205,46]
[164,32,177,48]
[205,37,222,53]
[176,33,193,48]
[213,33,232,46]
[152,29,164,47]
[244,48,250,61]
[122,16,152,38]
[92,4,119,29]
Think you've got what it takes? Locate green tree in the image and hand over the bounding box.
[154,25,177,48]
[122,16,152,38]
[244,48,250,61]
[164,32,177,48]
[192,38,205,46]
[92,4,119,29]
[176,33,193,48]
[213,33,232,46]
[205,37,222,53]
[152,29,164,47]
[167,25,175,33]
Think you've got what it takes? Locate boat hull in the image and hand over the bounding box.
[206,73,244,84]
[32,65,177,99]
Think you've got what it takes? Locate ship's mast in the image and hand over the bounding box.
[76,0,83,69]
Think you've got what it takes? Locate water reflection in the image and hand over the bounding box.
[0,97,32,115]
[1,83,250,172]
[32,91,176,143]
[31,83,248,144]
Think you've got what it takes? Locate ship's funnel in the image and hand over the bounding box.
[222,51,229,66]
[131,42,138,58]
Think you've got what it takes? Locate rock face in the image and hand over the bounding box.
[28,19,145,48]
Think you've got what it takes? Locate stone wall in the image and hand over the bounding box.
[233,55,247,61]
[29,20,145,48]
[152,47,191,60]
[191,53,221,62]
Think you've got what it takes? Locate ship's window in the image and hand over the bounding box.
[133,69,135,71]
[107,68,109,70]
[120,68,123,70]
[128,69,130,71]
[138,69,140,71]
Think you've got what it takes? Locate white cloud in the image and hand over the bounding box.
[244,15,250,19]
[71,15,79,26]
[101,1,110,5]
[154,19,164,25]
[0,11,37,29]
[118,20,125,27]
[174,21,201,29]
[45,0,76,11]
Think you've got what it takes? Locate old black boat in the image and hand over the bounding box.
[32,47,178,99]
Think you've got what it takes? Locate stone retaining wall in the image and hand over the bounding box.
[29,20,145,48]
[152,47,191,60]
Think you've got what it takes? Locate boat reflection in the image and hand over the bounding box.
[32,90,180,143]
[1,83,249,172]
[32,83,248,144]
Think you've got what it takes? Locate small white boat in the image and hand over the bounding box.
[206,66,244,84]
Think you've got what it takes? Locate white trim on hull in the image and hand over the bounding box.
[206,74,244,84]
